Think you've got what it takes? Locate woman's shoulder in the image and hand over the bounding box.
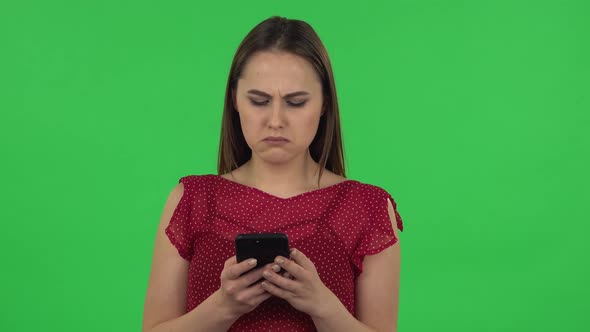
[172,174,221,196]
[177,173,218,183]
[338,175,391,195]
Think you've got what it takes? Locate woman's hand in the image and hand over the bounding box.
[260,248,340,318]
[215,256,274,319]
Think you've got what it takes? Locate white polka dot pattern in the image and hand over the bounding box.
[164,174,404,331]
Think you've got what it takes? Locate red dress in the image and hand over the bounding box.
[165,174,404,331]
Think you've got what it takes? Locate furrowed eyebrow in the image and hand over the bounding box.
[247,89,309,99]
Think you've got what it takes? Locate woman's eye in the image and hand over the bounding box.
[250,99,268,106]
[249,99,306,107]
[288,101,306,107]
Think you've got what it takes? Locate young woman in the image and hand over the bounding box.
[143,16,404,332]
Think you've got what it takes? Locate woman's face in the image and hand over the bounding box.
[233,50,324,164]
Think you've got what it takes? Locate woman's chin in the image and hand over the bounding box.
[256,151,295,164]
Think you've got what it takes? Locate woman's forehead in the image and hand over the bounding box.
[239,51,321,90]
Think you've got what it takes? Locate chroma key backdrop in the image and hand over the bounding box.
[1,1,588,331]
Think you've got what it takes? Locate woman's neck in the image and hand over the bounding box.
[241,151,322,193]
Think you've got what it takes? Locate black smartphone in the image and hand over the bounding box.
[235,233,290,269]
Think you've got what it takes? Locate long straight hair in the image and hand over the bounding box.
[217,16,346,185]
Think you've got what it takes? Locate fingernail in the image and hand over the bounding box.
[248,259,257,266]
[275,257,285,265]
[290,249,297,257]
[271,264,280,272]
[263,271,271,278]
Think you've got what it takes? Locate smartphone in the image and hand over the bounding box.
[235,233,290,269]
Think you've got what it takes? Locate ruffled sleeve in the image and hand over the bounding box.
[351,186,404,276]
[164,176,197,261]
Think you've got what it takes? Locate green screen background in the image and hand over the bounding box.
[1,0,588,331]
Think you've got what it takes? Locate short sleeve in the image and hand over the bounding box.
[351,187,404,275]
[164,176,196,261]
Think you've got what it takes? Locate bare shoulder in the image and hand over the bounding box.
[355,195,401,331]
[219,167,245,183]
[166,182,185,211]
[386,197,402,234]
[320,169,348,187]
[142,182,190,331]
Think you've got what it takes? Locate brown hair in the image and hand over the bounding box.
[217,16,346,185]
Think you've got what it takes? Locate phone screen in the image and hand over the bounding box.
[235,233,290,268]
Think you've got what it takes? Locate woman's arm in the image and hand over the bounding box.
[312,198,401,332]
[145,291,236,332]
[142,183,238,332]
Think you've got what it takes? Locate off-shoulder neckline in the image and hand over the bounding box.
[211,174,357,201]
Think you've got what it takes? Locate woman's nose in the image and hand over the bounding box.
[268,103,285,128]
